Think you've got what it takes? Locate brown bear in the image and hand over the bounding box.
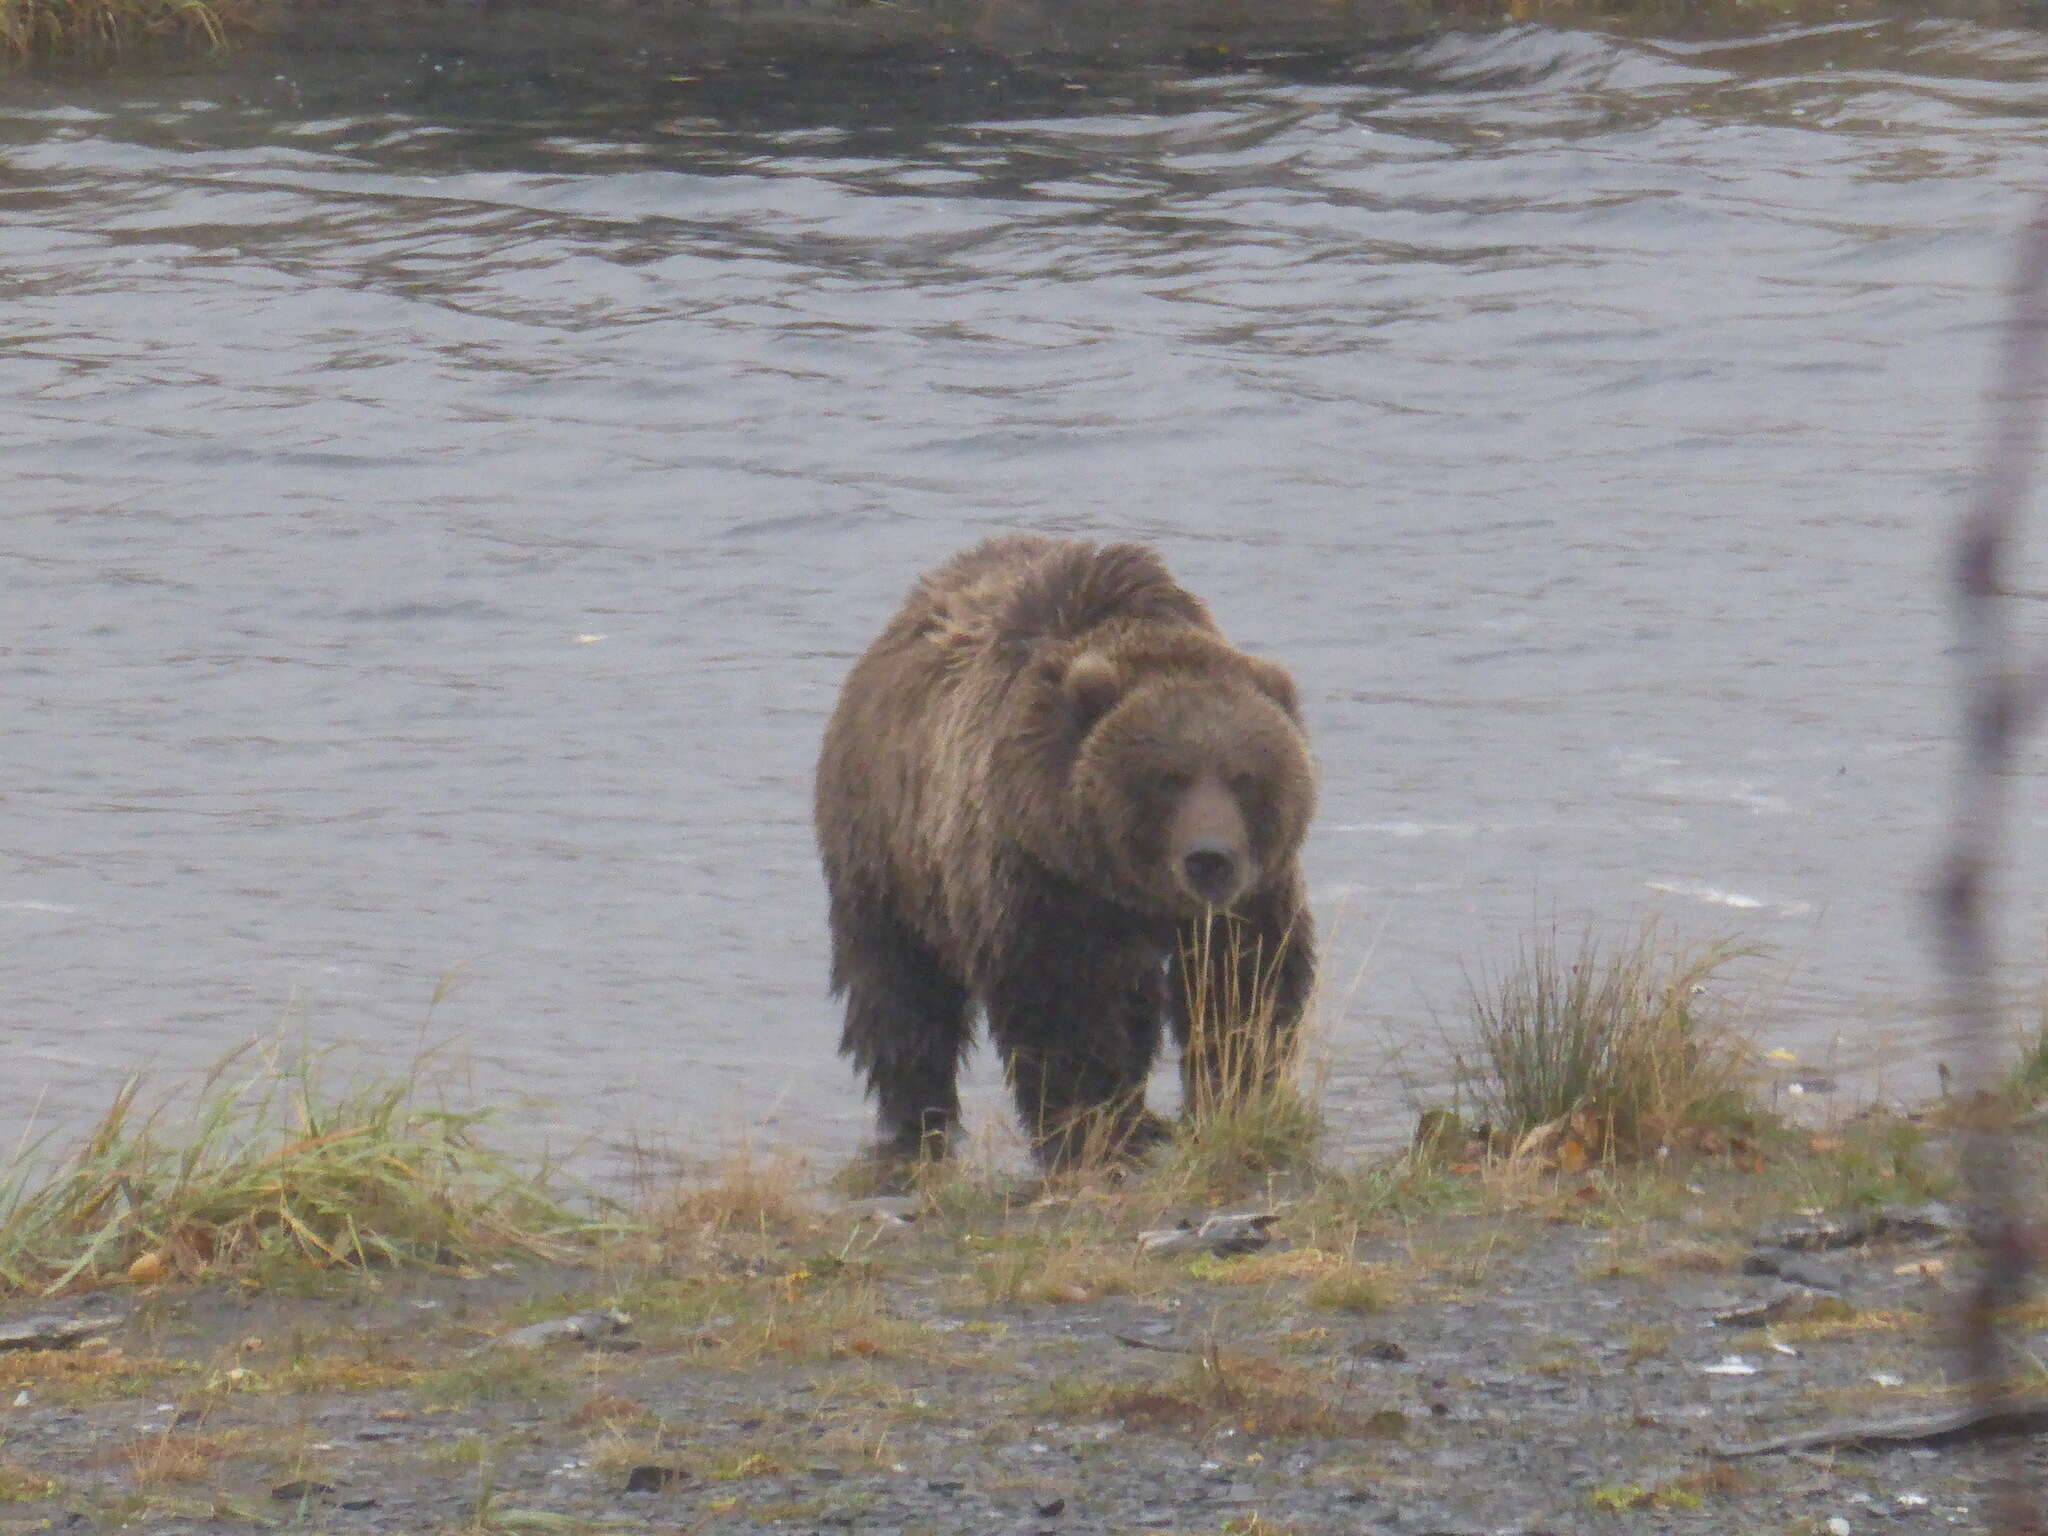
[815,534,1316,1170]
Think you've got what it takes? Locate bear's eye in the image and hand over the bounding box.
[1151,770,1191,798]
[1228,771,1259,798]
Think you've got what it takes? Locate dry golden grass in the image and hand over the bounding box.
[0,1345,199,1407]
[716,1279,964,1366]
[1588,1463,1749,1513]
[630,1143,823,1257]
[1188,1247,1351,1285]
[106,1426,257,1489]
[0,1461,59,1502]
[0,1036,615,1295]
[1771,1304,1917,1343]
[969,1229,1156,1307]
[1166,913,1325,1195]
[1051,1345,1390,1439]
[1450,921,1767,1165]
[266,1353,423,1394]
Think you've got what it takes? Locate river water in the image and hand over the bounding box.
[6,13,2048,1172]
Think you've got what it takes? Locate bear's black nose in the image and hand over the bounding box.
[1182,846,1240,905]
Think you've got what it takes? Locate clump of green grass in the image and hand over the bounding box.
[1801,1113,1955,1211]
[1449,921,1766,1164]
[1164,913,1325,1193]
[2005,983,2048,1104]
[0,1036,616,1295]
[1,0,265,58]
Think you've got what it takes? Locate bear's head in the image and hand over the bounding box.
[1050,645,1314,918]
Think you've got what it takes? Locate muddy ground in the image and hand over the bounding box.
[1,1145,2044,1536]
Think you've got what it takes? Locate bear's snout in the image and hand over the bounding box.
[1181,844,1242,907]
[1169,773,1253,909]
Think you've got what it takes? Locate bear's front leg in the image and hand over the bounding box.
[1170,879,1315,1118]
[984,934,1169,1171]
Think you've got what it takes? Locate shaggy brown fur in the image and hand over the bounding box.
[816,535,1317,1169]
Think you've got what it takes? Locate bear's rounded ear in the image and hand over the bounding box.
[1047,650,1121,732]
[1247,657,1300,718]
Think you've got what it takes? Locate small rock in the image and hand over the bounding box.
[1714,1284,1834,1328]
[1755,1213,1869,1251]
[1874,1201,1964,1243]
[0,1314,120,1353]
[926,1479,964,1493]
[495,1310,634,1352]
[1826,1518,1851,1536]
[269,1480,335,1502]
[1352,1337,1408,1362]
[843,1195,924,1222]
[623,1465,687,1493]
[1137,1212,1278,1258]
[1697,1355,1760,1376]
[338,1498,378,1511]
[1035,1496,1066,1517]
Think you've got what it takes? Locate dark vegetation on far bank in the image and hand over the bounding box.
[4,0,2040,67]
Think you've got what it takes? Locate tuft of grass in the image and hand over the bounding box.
[623,1142,825,1276]
[721,1275,962,1366]
[414,1350,576,1410]
[113,1427,252,1489]
[970,1231,1152,1307]
[2006,984,2048,1102]
[637,1144,818,1241]
[1303,1262,1398,1314]
[1449,922,1766,1164]
[1049,1344,1382,1439]
[1166,913,1325,1194]
[0,1461,60,1502]
[0,1036,618,1295]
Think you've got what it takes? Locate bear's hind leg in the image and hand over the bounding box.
[833,908,972,1163]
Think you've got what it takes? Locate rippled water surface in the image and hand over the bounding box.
[7,15,2048,1167]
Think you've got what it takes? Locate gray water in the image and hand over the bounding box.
[6,15,2048,1172]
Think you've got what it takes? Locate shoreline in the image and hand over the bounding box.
[4,934,2043,1529]
[0,1107,2040,1532]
